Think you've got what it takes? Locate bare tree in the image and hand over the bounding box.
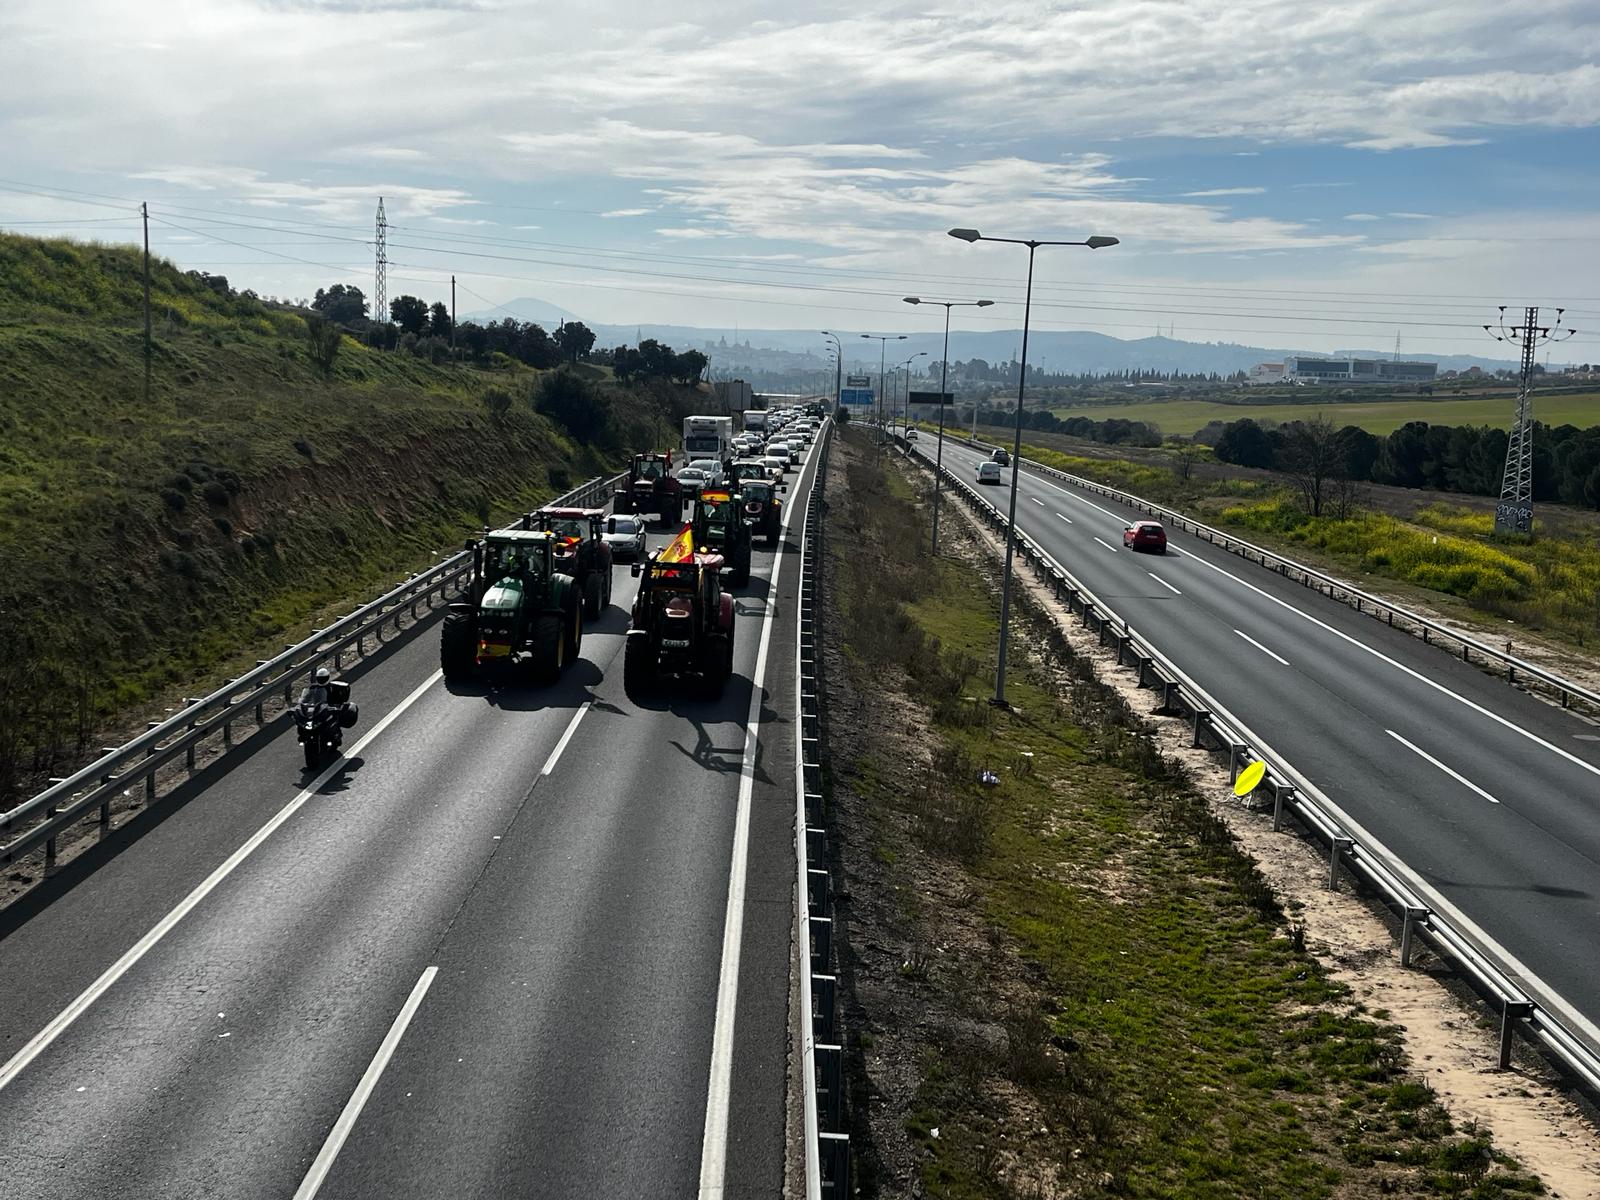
[304,315,343,377]
[1280,413,1342,517]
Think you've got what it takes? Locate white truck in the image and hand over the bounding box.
[683,415,735,468]
[743,408,769,434]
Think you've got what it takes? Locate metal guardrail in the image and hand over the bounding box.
[793,425,850,1195]
[1,472,626,870]
[910,436,1600,1096]
[932,431,1600,717]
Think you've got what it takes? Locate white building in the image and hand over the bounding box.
[1282,356,1437,385]
[1247,362,1285,386]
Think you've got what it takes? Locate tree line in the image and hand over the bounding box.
[969,404,1164,447]
[1205,415,1600,511]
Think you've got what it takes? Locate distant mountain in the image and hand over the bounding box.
[454,311,1525,376]
[459,296,581,327]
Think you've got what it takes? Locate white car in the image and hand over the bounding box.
[602,514,647,560]
[976,461,1002,485]
[676,466,708,492]
[905,429,918,441]
[760,456,787,481]
[764,444,793,471]
[688,458,725,487]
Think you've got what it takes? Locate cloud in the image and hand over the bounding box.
[600,208,652,218]
[1388,211,1434,219]
[1181,187,1266,196]
[1344,213,1382,221]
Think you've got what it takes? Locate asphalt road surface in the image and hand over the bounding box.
[0,437,825,1199]
[915,430,1600,1056]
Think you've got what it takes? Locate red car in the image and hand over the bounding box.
[1122,520,1167,554]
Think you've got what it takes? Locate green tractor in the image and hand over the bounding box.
[737,476,783,548]
[624,551,736,699]
[689,488,753,587]
[440,530,583,684]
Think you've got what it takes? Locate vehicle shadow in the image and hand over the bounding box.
[443,658,606,712]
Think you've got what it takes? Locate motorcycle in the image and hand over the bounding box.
[296,678,359,771]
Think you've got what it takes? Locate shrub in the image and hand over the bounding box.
[212,516,233,537]
[159,487,187,512]
[534,369,612,442]
[482,387,514,421]
[165,473,193,492]
[201,480,230,505]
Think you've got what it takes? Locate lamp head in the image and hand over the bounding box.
[903,297,921,305]
[976,299,995,307]
[1085,236,1119,250]
[947,228,981,243]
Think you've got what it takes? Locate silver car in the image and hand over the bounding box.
[603,514,647,560]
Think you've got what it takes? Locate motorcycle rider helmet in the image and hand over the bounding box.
[314,667,331,685]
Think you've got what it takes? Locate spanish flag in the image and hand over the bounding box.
[659,522,696,563]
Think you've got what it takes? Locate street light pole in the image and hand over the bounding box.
[948,228,1118,706]
[895,352,928,432]
[904,296,994,555]
[861,334,906,438]
[820,331,843,411]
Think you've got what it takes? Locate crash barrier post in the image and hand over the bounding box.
[792,423,849,1198]
[0,471,627,870]
[900,440,1600,1097]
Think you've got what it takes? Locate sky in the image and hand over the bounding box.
[3,0,1599,360]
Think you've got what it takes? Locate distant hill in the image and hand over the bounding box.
[459,296,581,327]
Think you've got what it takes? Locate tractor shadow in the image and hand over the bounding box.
[443,658,605,712]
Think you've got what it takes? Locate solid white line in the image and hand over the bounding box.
[1386,729,1501,804]
[698,440,813,1197]
[293,966,439,1199]
[0,668,445,1094]
[1092,536,1119,553]
[1234,627,1290,666]
[1149,572,1182,595]
[1074,493,1126,522]
[1055,512,1073,524]
[540,701,592,776]
[1182,549,1600,781]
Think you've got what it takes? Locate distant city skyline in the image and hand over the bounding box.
[5,0,1599,356]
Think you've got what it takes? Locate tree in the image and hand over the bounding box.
[1279,414,1341,517]
[534,369,611,441]
[312,284,367,324]
[673,348,708,385]
[304,315,343,377]
[1214,418,1275,468]
[428,301,453,340]
[1335,425,1380,481]
[554,320,596,363]
[390,295,429,336]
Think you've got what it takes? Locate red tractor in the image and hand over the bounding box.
[612,451,685,526]
[624,549,737,699]
[531,506,614,620]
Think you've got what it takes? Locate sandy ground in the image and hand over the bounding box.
[932,446,1600,1200]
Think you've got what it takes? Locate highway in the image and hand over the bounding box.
[0,437,824,1198]
[913,431,1600,1051]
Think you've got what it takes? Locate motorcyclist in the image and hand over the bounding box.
[299,666,332,707]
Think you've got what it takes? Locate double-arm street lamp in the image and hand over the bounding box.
[894,352,928,429]
[948,227,1118,706]
[903,296,994,555]
[820,331,843,410]
[861,333,907,435]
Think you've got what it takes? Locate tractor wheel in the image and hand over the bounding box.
[613,489,632,515]
[551,576,582,660]
[303,739,320,771]
[603,567,613,609]
[583,572,603,621]
[440,608,477,681]
[529,613,566,684]
[623,633,654,700]
[732,535,752,587]
[702,633,731,699]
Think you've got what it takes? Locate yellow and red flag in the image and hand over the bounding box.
[660,522,695,563]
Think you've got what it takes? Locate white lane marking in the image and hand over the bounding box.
[1030,497,1044,506]
[1149,572,1182,596]
[293,966,439,1199]
[1182,549,1600,782]
[1092,536,1119,553]
[1234,628,1290,666]
[540,701,592,776]
[698,437,816,1196]
[1386,730,1501,804]
[1068,491,1126,523]
[1055,513,1073,525]
[0,669,445,1094]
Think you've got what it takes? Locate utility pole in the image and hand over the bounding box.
[450,275,456,350]
[141,202,151,410]
[1484,306,1576,536]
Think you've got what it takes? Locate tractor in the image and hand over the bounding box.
[738,477,783,548]
[623,550,736,699]
[612,451,684,526]
[440,530,583,684]
[531,506,614,620]
[689,488,753,586]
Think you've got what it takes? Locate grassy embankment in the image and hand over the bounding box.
[941,423,1600,649]
[1042,395,1600,438]
[0,233,688,801]
[828,428,1540,1197]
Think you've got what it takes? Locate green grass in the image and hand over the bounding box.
[0,232,690,801]
[828,427,1543,1198]
[1043,395,1600,437]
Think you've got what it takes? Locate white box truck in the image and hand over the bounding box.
[683,415,735,466]
[743,409,769,434]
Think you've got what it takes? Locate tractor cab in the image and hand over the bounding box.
[624,550,737,697]
[689,489,753,587]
